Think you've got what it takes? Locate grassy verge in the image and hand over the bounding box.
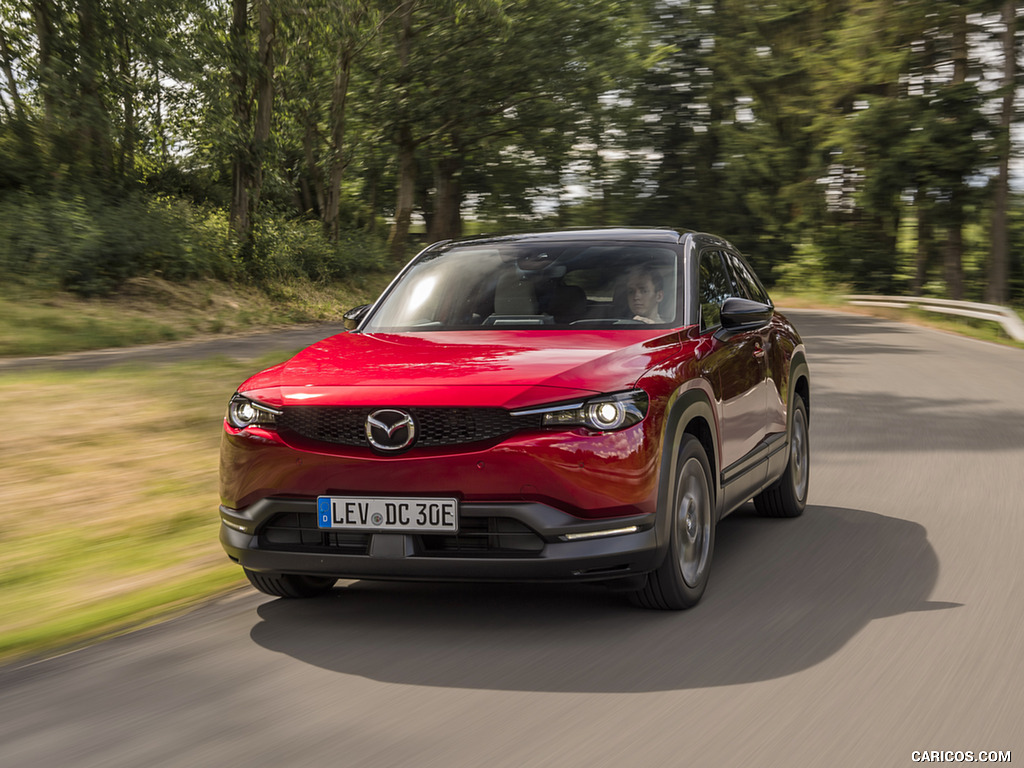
[773,291,1024,350]
[0,356,294,664]
[0,273,396,358]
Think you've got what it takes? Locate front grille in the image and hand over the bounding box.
[277,406,543,449]
[258,512,371,554]
[256,512,544,558]
[417,517,545,557]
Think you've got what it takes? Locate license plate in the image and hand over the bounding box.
[317,496,459,532]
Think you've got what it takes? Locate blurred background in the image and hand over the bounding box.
[0,0,1022,305]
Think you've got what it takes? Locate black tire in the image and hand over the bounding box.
[244,569,337,598]
[630,435,715,610]
[754,396,809,518]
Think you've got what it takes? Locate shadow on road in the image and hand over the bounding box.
[248,505,955,693]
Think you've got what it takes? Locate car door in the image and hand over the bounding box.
[722,250,785,441]
[697,249,768,490]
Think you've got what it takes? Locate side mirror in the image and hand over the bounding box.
[720,296,773,331]
[343,304,371,331]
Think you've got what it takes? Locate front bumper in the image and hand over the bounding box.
[220,498,664,583]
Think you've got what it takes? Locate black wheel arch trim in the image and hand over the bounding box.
[788,349,810,423]
[656,386,723,544]
[769,348,810,488]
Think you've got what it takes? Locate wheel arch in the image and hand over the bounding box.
[789,349,810,425]
[657,386,722,540]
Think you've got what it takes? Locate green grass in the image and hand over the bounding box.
[0,269,385,664]
[0,273,396,358]
[0,355,295,664]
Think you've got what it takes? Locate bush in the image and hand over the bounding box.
[773,241,840,294]
[246,211,387,286]
[0,192,238,296]
[0,192,389,296]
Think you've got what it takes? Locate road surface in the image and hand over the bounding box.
[1,310,1021,767]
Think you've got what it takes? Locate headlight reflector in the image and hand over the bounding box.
[226,394,282,430]
[586,401,627,430]
[513,390,648,433]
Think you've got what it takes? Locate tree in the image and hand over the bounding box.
[988,0,1016,305]
[228,0,279,243]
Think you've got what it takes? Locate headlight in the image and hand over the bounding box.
[513,390,649,433]
[226,394,282,430]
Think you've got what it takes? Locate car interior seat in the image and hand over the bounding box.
[493,270,539,315]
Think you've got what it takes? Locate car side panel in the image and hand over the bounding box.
[765,311,801,440]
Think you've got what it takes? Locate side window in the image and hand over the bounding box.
[698,250,733,331]
[725,251,771,305]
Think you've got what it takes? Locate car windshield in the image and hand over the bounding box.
[363,241,680,332]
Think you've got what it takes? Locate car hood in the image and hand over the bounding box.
[239,329,682,410]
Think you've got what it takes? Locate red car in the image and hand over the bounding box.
[219,228,809,609]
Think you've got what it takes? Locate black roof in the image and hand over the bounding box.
[433,227,694,249]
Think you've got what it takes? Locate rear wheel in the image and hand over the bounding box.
[244,569,337,598]
[631,435,715,610]
[754,396,809,518]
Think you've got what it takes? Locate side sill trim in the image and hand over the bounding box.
[721,432,786,488]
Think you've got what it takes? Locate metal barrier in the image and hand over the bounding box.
[844,295,1024,342]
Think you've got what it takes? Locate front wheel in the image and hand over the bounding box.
[754,396,809,518]
[244,569,337,598]
[630,435,715,610]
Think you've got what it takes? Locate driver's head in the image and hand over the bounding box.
[626,266,664,319]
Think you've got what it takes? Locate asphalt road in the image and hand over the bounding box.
[1,310,1022,768]
[0,323,351,372]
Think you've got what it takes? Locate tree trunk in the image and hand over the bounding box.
[389,125,417,261]
[987,0,1015,305]
[229,0,251,241]
[944,11,967,301]
[944,195,964,301]
[76,0,113,179]
[301,118,324,215]
[300,54,325,217]
[0,25,25,122]
[323,48,353,242]
[31,1,55,134]
[249,0,276,219]
[366,158,380,234]
[154,65,166,159]
[428,154,463,242]
[118,31,136,183]
[0,23,37,163]
[387,0,417,261]
[913,195,932,296]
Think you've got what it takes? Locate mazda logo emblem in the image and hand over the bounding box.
[365,409,416,451]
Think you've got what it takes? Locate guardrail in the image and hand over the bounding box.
[844,295,1024,342]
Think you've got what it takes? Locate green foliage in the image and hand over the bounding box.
[0,0,1020,303]
[0,192,236,295]
[246,211,387,285]
[773,241,843,293]
[0,189,388,296]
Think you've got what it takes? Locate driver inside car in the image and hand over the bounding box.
[625,265,664,323]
